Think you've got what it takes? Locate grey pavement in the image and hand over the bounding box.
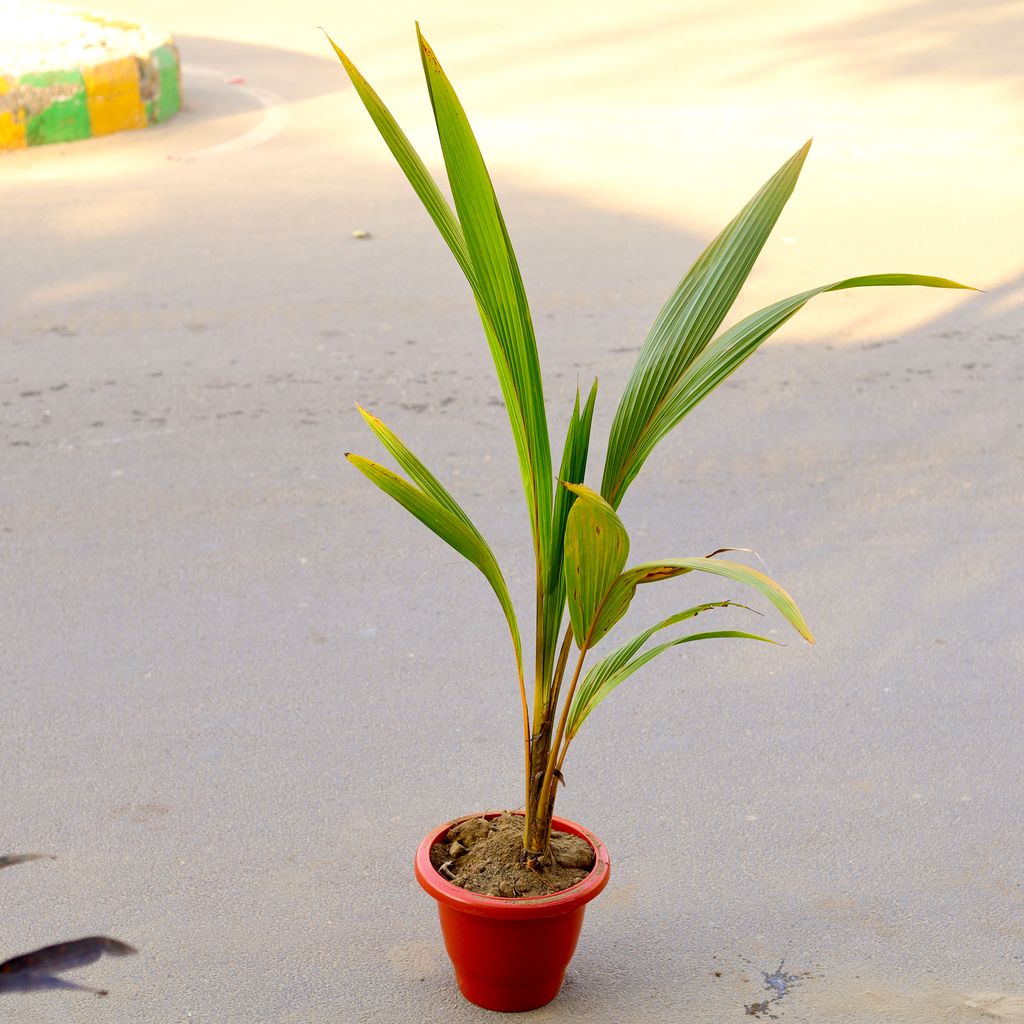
[2,26,1023,1024]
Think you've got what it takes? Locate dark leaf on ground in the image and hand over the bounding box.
[0,937,137,997]
[0,854,55,870]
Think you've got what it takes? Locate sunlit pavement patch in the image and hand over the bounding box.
[0,1,180,149]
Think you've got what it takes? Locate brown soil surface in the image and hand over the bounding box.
[428,811,596,897]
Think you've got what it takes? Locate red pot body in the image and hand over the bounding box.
[414,811,611,1012]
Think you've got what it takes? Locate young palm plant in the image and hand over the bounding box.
[331,28,969,866]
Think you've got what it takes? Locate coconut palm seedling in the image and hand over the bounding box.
[0,854,137,996]
[331,28,969,868]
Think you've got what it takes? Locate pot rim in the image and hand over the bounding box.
[414,810,611,920]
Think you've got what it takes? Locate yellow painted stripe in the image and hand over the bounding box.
[83,57,146,136]
[0,75,27,150]
[0,112,27,150]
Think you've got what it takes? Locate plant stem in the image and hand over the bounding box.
[516,656,532,835]
[546,626,574,722]
[524,566,549,845]
[525,733,549,859]
[555,731,571,777]
[523,625,572,860]
[533,642,587,848]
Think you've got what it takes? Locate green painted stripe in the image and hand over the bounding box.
[150,43,181,123]
[20,69,90,145]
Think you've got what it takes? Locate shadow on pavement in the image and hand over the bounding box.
[756,0,1024,94]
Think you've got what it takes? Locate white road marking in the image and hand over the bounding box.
[178,64,291,157]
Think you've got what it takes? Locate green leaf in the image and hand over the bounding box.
[324,33,474,284]
[602,141,812,508]
[540,381,598,686]
[328,30,551,568]
[416,26,552,563]
[355,405,476,527]
[571,598,758,732]
[593,555,815,648]
[346,451,522,667]
[614,274,976,497]
[548,382,598,594]
[561,484,630,647]
[568,628,777,738]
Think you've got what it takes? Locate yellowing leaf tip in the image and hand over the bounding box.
[324,32,350,64]
[560,481,595,499]
[415,22,444,73]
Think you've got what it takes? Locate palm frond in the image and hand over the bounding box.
[569,629,776,737]
[613,274,975,497]
[594,555,814,648]
[346,450,522,667]
[416,26,552,562]
[602,141,812,508]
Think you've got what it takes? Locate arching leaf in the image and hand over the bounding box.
[593,555,814,647]
[612,274,975,498]
[569,599,758,735]
[416,26,552,562]
[346,451,522,667]
[569,630,777,738]
[325,34,474,282]
[602,141,812,508]
[329,30,552,569]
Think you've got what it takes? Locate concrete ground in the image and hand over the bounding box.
[2,2,1022,1021]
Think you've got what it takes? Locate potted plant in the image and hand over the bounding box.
[328,26,968,1012]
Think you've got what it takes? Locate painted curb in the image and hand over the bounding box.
[0,6,181,150]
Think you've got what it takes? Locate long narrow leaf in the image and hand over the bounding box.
[355,405,476,527]
[346,452,522,665]
[561,484,630,647]
[568,599,756,735]
[540,382,598,681]
[593,555,815,647]
[616,274,974,495]
[416,26,552,562]
[602,141,812,508]
[329,31,551,570]
[325,34,473,283]
[569,629,776,737]
[547,382,598,595]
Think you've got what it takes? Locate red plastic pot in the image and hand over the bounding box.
[414,811,611,1012]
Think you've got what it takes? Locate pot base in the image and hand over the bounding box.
[454,965,564,1013]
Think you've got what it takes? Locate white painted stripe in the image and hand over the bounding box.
[178,64,291,157]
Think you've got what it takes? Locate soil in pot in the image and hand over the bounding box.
[428,811,596,897]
